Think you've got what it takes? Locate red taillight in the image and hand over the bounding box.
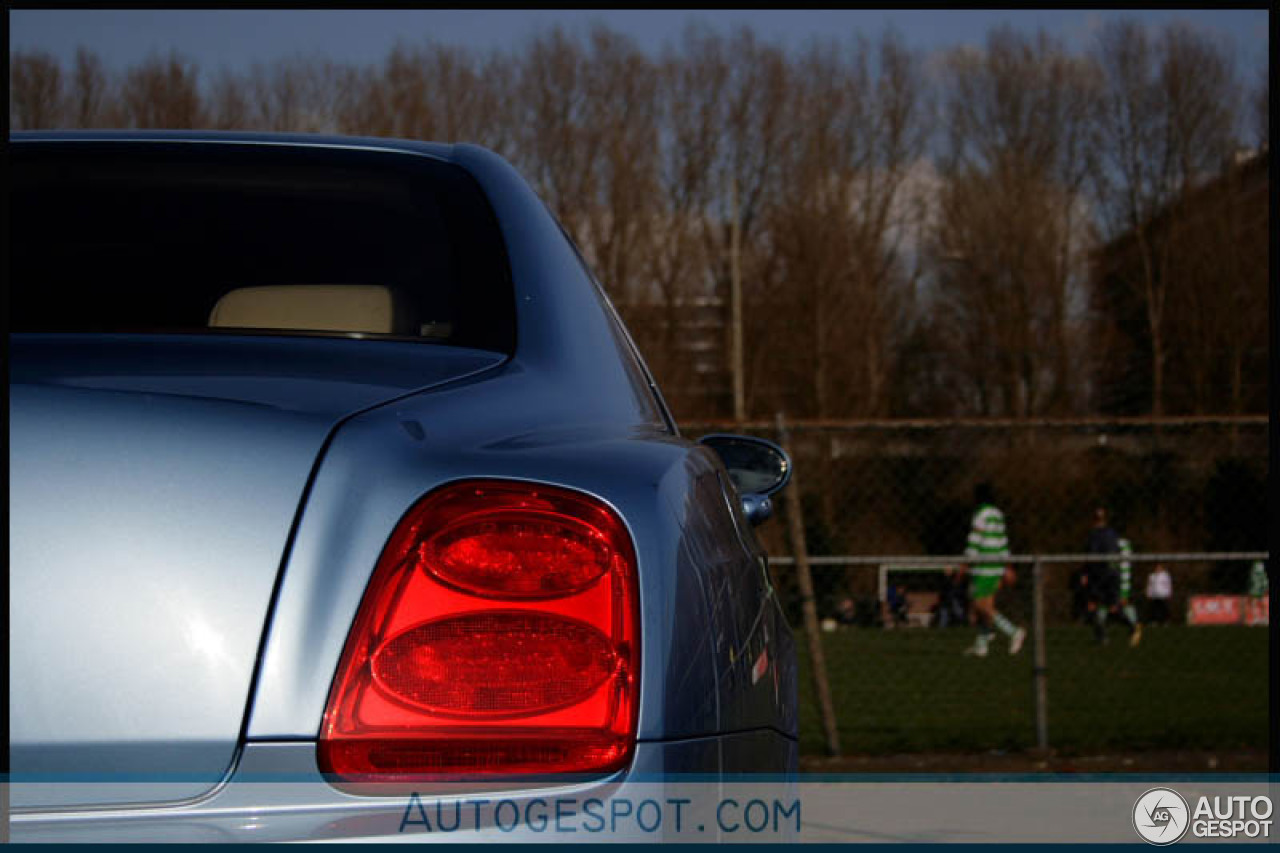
[423,512,613,598]
[371,612,617,716]
[318,480,640,785]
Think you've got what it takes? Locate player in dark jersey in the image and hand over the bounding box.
[1081,507,1139,645]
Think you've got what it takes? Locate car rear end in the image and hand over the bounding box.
[8,133,794,842]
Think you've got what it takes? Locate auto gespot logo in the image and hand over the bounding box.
[1133,788,1273,844]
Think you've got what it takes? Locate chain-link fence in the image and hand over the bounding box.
[684,418,1270,761]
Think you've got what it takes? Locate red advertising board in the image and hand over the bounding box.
[1245,596,1269,626]
[1187,594,1269,626]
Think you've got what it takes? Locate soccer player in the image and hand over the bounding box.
[1082,507,1140,645]
[1114,537,1142,646]
[1248,560,1268,600]
[962,482,1026,657]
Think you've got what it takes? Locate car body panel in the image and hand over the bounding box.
[8,335,506,807]
[9,377,319,807]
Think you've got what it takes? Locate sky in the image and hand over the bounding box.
[8,9,1271,74]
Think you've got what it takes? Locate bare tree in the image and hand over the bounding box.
[577,27,661,304]
[69,47,115,128]
[509,27,600,244]
[1089,20,1239,416]
[120,52,205,129]
[235,56,340,132]
[209,68,251,129]
[851,33,932,418]
[472,51,520,155]
[329,61,392,136]
[641,25,729,413]
[381,43,432,138]
[1163,150,1267,415]
[766,38,858,418]
[929,28,1098,417]
[830,31,930,419]
[10,50,65,129]
[709,29,791,418]
[426,44,506,144]
[361,44,515,150]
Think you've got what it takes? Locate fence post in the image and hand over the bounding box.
[776,412,842,757]
[1032,558,1049,753]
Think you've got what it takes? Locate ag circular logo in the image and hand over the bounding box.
[1133,787,1190,845]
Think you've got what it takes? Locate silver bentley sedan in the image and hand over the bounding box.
[8,131,798,842]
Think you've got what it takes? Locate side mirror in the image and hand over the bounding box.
[697,434,792,525]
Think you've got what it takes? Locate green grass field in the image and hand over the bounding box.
[796,624,1269,756]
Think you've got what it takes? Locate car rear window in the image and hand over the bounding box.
[9,142,516,354]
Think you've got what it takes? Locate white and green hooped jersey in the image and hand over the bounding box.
[965,503,1009,576]
[1117,537,1133,599]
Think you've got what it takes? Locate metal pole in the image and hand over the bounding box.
[1032,559,1049,752]
[730,176,745,425]
[776,412,841,756]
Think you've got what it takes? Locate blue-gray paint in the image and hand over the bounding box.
[8,132,797,823]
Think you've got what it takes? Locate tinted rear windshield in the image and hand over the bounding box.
[10,142,516,354]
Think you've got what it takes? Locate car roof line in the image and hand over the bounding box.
[9,130,454,161]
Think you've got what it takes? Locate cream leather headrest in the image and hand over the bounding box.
[209,285,394,334]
